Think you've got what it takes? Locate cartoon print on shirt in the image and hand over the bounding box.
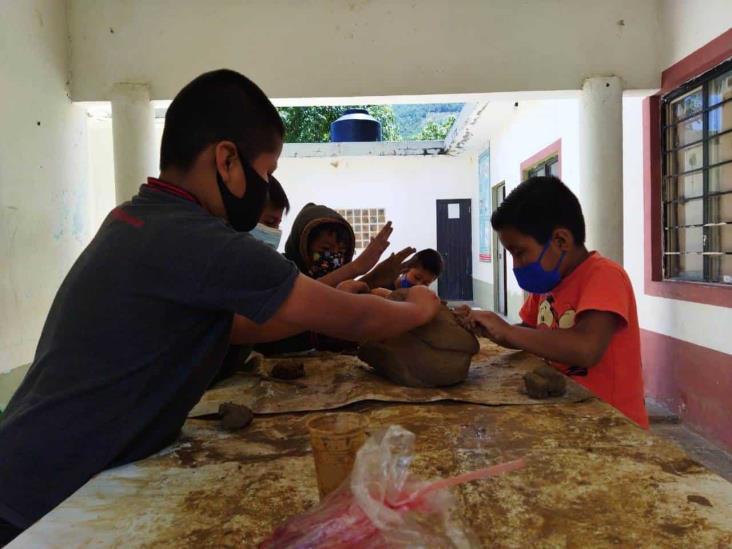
[535,295,586,376]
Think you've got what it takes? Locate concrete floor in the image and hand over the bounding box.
[647,400,732,483]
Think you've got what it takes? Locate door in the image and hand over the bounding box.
[492,183,507,315]
[436,199,473,301]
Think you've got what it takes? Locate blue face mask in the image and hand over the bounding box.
[398,273,414,289]
[513,241,566,294]
[250,223,282,250]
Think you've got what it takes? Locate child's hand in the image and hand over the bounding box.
[336,280,371,294]
[359,246,417,289]
[406,286,441,325]
[353,221,393,274]
[370,287,393,298]
[470,311,512,346]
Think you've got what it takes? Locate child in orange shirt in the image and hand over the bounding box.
[469,176,648,427]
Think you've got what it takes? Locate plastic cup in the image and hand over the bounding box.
[306,413,369,499]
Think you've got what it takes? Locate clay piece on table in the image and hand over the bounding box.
[218,402,254,431]
[270,360,306,380]
[523,365,567,399]
[357,289,480,388]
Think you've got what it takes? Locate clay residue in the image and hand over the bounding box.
[270,360,305,380]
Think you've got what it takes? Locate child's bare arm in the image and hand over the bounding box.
[230,274,440,344]
[471,310,619,368]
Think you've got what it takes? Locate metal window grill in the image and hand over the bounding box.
[661,59,732,285]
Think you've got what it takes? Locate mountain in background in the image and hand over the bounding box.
[393,103,464,139]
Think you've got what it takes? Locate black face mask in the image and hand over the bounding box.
[216,159,268,232]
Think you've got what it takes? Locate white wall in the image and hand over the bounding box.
[67,0,661,101]
[623,98,732,355]
[659,1,732,69]
[86,121,476,275]
[275,155,475,261]
[471,99,580,322]
[0,1,92,374]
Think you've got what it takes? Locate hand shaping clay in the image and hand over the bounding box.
[523,365,567,399]
[357,289,480,388]
[218,402,254,431]
[270,360,306,380]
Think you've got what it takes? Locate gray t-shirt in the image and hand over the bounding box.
[0,184,298,528]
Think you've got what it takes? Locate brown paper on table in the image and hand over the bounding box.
[189,342,593,417]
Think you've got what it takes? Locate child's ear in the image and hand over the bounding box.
[552,227,574,251]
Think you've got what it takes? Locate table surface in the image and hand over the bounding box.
[11,349,732,548]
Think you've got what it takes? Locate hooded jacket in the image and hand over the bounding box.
[283,203,356,275]
[257,203,357,355]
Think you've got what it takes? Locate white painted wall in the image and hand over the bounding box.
[68,0,661,101]
[623,98,732,356]
[275,155,475,264]
[87,121,475,278]
[470,99,581,322]
[659,1,732,69]
[0,1,92,374]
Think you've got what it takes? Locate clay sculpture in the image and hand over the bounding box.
[357,289,480,388]
[523,364,567,399]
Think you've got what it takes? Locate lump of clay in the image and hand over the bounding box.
[357,289,479,388]
[523,365,567,399]
[219,402,254,431]
[270,360,305,380]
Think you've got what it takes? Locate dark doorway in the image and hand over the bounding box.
[436,199,473,301]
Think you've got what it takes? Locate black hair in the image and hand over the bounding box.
[491,176,586,245]
[267,175,290,213]
[412,248,444,277]
[308,223,350,247]
[160,69,284,171]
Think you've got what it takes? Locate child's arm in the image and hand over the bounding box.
[470,310,620,368]
[231,274,441,344]
[316,222,394,287]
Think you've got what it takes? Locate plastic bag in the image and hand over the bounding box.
[259,425,524,548]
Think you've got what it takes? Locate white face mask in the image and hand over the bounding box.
[250,223,283,250]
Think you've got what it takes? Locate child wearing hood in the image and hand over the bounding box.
[257,203,405,354]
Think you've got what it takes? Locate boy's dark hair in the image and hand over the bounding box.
[160,69,284,171]
[308,223,350,247]
[491,176,586,245]
[412,248,444,277]
[267,175,290,213]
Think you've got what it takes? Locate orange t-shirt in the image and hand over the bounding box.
[519,252,648,428]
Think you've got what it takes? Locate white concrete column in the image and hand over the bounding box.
[579,76,623,264]
[111,83,157,204]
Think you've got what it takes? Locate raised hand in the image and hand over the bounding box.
[359,245,417,290]
[352,221,393,275]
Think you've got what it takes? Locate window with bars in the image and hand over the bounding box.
[662,60,732,285]
[526,156,560,178]
[336,208,386,251]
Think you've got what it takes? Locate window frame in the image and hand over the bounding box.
[643,28,732,307]
[660,58,732,285]
[520,139,562,182]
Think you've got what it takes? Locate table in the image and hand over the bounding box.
[11,351,732,547]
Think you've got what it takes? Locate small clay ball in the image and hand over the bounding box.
[270,360,305,380]
[218,402,254,431]
[523,365,567,399]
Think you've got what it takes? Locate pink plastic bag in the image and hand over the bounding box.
[260,425,524,548]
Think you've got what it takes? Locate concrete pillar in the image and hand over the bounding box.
[579,76,623,264]
[111,83,156,204]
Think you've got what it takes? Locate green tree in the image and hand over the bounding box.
[416,115,456,140]
[278,105,400,143]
